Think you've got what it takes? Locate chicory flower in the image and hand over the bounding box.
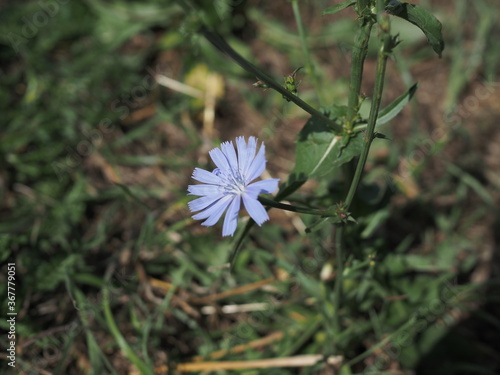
[188,136,279,236]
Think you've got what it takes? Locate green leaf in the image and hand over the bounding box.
[323,0,356,16]
[102,288,155,375]
[377,82,418,124]
[277,116,364,200]
[386,1,444,57]
[231,112,364,263]
[354,83,418,131]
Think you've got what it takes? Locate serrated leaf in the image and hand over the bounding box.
[386,1,444,57]
[323,0,356,16]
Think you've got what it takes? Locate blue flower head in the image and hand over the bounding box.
[188,136,279,236]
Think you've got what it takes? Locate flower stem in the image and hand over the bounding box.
[258,196,337,217]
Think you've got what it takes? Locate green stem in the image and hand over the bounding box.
[102,288,154,375]
[330,3,375,350]
[291,0,323,105]
[331,3,374,347]
[258,196,337,217]
[344,20,392,210]
[200,28,342,133]
[332,0,392,352]
[346,20,374,130]
[177,0,339,130]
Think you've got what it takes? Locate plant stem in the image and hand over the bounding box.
[332,0,392,352]
[330,1,375,350]
[258,196,338,217]
[175,1,339,129]
[344,19,392,210]
[346,20,374,130]
[291,0,323,106]
[199,28,343,132]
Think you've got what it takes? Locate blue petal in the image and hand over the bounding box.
[188,184,221,197]
[221,140,238,172]
[209,147,230,172]
[222,195,241,236]
[247,142,266,182]
[193,195,232,224]
[236,136,257,178]
[246,179,280,197]
[188,194,224,213]
[192,168,222,185]
[242,193,269,226]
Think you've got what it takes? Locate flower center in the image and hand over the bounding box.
[213,168,246,195]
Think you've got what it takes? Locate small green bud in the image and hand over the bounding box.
[334,201,355,224]
[282,67,303,101]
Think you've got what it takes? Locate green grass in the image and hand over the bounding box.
[1,1,499,374]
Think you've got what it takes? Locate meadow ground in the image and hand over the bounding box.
[1,1,499,374]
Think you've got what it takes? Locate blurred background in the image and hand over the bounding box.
[1,0,499,374]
